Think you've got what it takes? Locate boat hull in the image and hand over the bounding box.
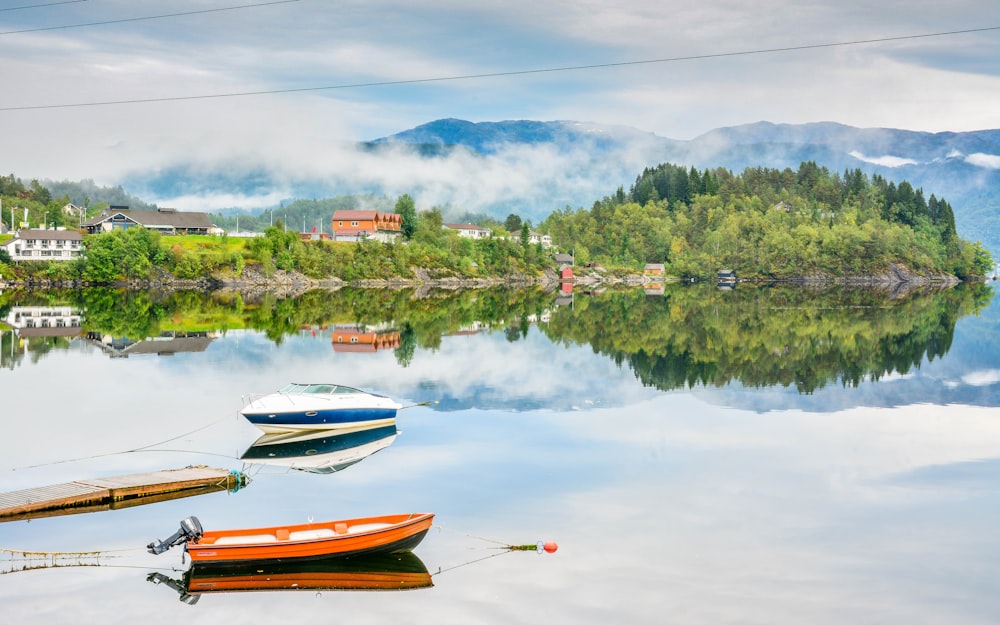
[240,409,397,433]
[240,384,401,433]
[185,513,434,565]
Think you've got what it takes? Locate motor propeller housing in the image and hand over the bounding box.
[147,516,204,555]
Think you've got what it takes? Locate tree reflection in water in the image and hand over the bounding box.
[0,282,992,393]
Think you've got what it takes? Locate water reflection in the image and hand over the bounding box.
[544,282,993,393]
[0,283,993,398]
[240,424,399,474]
[331,324,400,353]
[147,551,432,604]
[84,331,220,358]
[1,304,83,368]
[3,282,1000,624]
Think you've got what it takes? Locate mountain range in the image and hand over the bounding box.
[108,118,1000,254]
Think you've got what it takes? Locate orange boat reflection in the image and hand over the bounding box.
[148,551,433,603]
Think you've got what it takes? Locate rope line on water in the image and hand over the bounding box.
[433,524,513,547]
[8,414,237,471]
[432,549,511,576]
[398,400,438,410]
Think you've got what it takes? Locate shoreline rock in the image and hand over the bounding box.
[0,263,976,293]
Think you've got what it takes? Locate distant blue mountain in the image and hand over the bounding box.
[366,117,678,155]
[372,119,1000,252]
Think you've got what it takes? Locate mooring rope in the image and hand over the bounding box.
[431,549,512,576]
[398,400,439,410]
[433,524,513,548]
[8,414,238,471]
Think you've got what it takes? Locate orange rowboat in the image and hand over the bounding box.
[148,513,434,564]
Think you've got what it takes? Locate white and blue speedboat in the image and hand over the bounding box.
[240,383,401,433]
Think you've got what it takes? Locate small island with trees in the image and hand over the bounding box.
[0,161,993,288]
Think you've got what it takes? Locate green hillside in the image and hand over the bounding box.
[542,161,992,279]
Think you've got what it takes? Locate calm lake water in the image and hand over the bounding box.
[3,283,1000,624]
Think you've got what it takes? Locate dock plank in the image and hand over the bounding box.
[0,466,245,522]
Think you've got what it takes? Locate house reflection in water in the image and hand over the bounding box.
[4,306,83,339]
[84,331,220,358]
[331,324,400,353]
[2,306,83,366]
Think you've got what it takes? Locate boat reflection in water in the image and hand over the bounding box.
[239,423,399,474]
[148,551,433,604]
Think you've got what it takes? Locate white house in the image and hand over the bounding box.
[528,231,552,248]
[62,203,86,221]
[443,223,492,239]
[1,229,84,261]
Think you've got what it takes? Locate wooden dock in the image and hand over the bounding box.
[0,466,247,522]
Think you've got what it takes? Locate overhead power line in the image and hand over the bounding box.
[0,0,87,12]
[0,0,300,34]
[1,24,998,112]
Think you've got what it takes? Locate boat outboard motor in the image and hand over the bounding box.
[147,516,204,555]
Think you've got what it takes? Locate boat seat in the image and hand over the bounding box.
[213,534,278,545]
[346,522,392,534]
[288,528,337,541]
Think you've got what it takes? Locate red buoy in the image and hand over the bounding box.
[542,541,558,553]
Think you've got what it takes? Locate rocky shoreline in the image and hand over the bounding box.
[0,262,971,296]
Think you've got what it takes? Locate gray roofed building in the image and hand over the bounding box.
[82,207,219,236]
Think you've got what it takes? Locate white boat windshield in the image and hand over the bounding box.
[278,383,366,395]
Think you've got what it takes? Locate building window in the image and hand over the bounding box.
[351,221,359,227]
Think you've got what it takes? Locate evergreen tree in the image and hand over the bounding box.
[504,213,522,233]
[394,193,417,239]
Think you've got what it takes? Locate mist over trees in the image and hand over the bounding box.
[210,195,397,235]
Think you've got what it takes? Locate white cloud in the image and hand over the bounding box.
[964,153,1000,169]
[848,151,919,167]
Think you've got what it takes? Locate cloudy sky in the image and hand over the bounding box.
[2,0,999,209]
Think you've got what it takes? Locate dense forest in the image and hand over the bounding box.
[542,161,992,279]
